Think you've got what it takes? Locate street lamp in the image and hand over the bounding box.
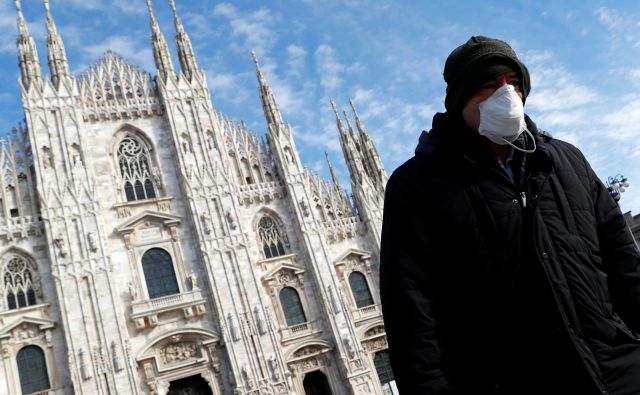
[606,174,630,203]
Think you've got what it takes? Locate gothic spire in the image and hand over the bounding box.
[253,52,285,128]
[170,0,198,80]
[146,0,175,81]
[349,98,388,188]
[15,0,41,88]
[44,0,71,87]
[331,100,365,184]
[325,151,340,189]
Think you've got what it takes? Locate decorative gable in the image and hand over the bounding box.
[334,248,372,276]
[114,210,181,247]
[0,316,55,343]
[262,258,305,291]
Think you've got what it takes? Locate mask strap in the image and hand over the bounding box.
[502,128,536,153]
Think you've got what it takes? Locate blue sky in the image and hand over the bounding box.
[0,0,639,214]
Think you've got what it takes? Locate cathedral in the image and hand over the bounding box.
[1,0,393,394]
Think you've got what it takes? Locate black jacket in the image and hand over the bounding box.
[380,113,640,395]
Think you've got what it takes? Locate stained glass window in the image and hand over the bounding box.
[349,271,374,308]
[279,287,306,326]
[17,346,50,394]
[117,136,157,201]
[142,248,179,299]
[3,257,38,310]
[258,216,285,258]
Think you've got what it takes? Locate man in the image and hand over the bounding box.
[380,36,640,395]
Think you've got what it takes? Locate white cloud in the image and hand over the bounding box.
[595,7,624,30]
[208,71,252,106]
[594,6,640,50]
[314,44,361,92]
[213,3,278,56]
[286,45,306,77]
[59,0,143,14]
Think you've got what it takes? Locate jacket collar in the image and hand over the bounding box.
[415,112,553,172]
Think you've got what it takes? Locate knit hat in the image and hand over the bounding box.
[443,36,531,114]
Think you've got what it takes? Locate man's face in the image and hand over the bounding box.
[461,71,523,132]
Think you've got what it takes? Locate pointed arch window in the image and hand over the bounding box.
[258,216,285,258]
[117,136,157,201]
[17,346,50,394]
[349,271,374,308]
[142,248,179,299]
[279,287,306,326]
[3,257,38,310]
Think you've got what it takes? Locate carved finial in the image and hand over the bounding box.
[330,99,339,115]
[349,97,361,119]
[15,0,22,13]
[251,51,258,65]
[169,0,177,15]
[44,0,50,14]
[146,0,152,12]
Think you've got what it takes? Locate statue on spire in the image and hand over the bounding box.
[253,52,285,129]
[170,0,199,80]
[146,0,175,81]
[15,0,41,88]
[44,0,71,86]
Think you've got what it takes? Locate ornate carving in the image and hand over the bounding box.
[241,365,254,389]
[362,336,388,353]
[87,232,98,252]
[254,306,266,335]
[53,236,67,257]
[227,313,240,341]
[299,199,309,217]
[128,281,138,301]
[343,334,356,359]
[189,272,199,290]
[276,272,291,285]
[112,340,124,371]
[160,341,198,364]
[226,210,237,230]
[201,212,212,234]
[79,348,92,380]
[364,325,385,338]
[143,361,155,380]
[268,355,280,380]
[328,285,341,314]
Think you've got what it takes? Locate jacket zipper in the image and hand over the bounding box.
[520,191,527,208]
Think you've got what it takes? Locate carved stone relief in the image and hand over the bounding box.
[160,341,199,365]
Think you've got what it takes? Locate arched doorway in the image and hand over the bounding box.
[167,374,212,395]
[303,370,332,395]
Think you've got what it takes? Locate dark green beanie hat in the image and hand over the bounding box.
[444,36,531,114]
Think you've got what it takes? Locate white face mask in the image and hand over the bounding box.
[478,84,535,153]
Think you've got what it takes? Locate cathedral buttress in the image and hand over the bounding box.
[44,0,71,89]
[252,52,304,178]
[146,0,175,82]
[14,2,141,394]
[331,100,384,254]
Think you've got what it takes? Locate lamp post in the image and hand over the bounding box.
[606,174,630,203]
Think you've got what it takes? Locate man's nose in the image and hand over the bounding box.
[496,74,509,86]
